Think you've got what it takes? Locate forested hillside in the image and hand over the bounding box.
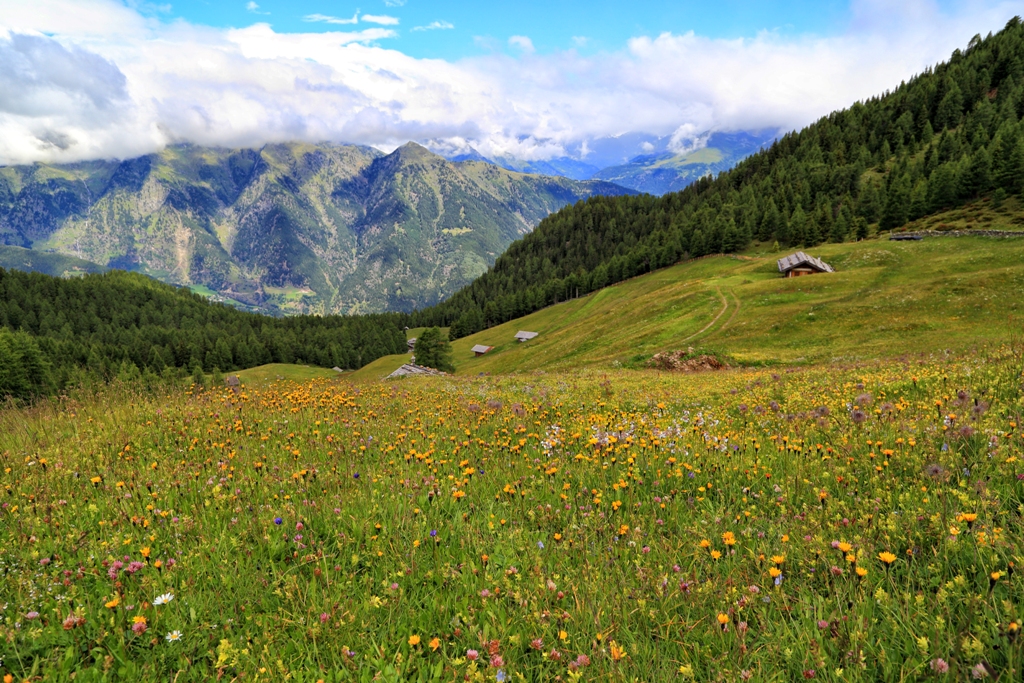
[0,269,405,400]
[405,18,1024,337]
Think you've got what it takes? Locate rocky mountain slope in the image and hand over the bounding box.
[590,131,777,194]
[0,142,632,314]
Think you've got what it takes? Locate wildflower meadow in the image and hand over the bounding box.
[2,347,1024,681]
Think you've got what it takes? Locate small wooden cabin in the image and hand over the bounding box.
[514,331,539,342]
[777,251,834,278]
[471,344,494,356]
[407,338,417,351]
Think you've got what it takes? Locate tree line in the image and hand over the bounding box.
[0,269,406,401]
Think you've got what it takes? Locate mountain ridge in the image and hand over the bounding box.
[0,142,634,314]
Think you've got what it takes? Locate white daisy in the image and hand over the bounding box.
[153,593,174,606]
[165,630,182,642]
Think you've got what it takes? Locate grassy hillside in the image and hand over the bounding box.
[354,233,1024,378]
[4,338,1023,680]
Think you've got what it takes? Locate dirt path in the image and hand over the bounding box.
[684,287,729,342]
[718,289,743,333]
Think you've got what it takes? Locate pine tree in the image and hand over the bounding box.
[413,327,454,373]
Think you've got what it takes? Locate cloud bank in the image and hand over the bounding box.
[0,0,1021,165]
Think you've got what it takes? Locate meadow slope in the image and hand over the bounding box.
[353,235,1024,380]
[2,347,1023,680]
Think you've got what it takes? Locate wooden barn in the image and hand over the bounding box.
[515,331,539,342]
[777,251,834,278]
[471,344,494,356]
[407,338,416,351]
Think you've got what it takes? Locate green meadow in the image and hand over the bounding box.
[353,235,1024,380]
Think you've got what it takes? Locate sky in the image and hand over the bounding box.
[1,0,1023,166]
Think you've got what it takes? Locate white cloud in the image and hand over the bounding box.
[245,2,268,14]
[508,35,534,53]
[362,14,399,26]
[383,0,405,5]
[412,20,454,31]
[304,12,359,26]
[571,36,588,48]
[0,0,1021,166]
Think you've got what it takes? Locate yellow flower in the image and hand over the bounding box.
[838,542,852,553]
[716,613,729,626]
[722,531,737,546]
[771,555,785,565]
[610,640,626,661]
[413,539,420,548]
[710,550,722,560]
[769,567,782,578]
[781,535,790,543]
[856,566,868,578]
[105,595,120,609]
[140,547,151,559]
[408,634,421,646]
[559,630,568,641]
[429,637,441,651]
[699,539,711,549]
[878,551,897,565]
[132,615,147,624]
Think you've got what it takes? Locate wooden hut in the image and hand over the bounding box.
[471,344,493,356]
[777,251,834,278]
[407,338,417,351]
[514,331,539,342]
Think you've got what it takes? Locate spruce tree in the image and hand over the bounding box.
[413,327,454,373]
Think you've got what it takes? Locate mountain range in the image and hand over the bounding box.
[0,142,632,315]
[443,130,778,194]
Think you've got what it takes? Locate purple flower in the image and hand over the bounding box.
[430,529,437,537]
[320,613,330,623]
[466,649,479,661]
[817,620,829,630]
[931,659,950,674]
[25,611,39,619]
[353,472,360,479]
[274,517,283,525]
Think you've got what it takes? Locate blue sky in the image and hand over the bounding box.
[165,0,854,59]
[0,0,1021,164]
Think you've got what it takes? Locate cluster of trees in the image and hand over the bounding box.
[0,269,407,400]
[398,18,1024,338]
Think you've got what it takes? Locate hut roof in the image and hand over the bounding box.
[471,344,493,354]
[387,363,447,379]
[514,330,539,340]
[777,251,834,274]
